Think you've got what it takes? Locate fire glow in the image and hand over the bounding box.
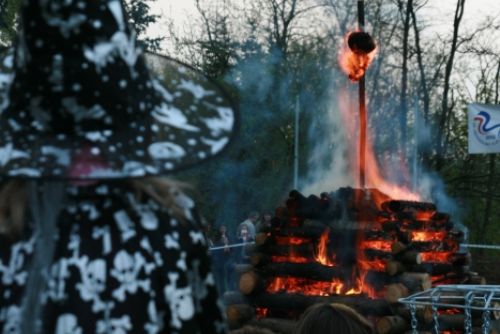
[338,31,377,82]
[266,276,376,298]
[314,228,335,267]
[275,236,310,246]
[338,79,420,205]
[360,240,392,252]
[271,255,309,264]
[421,251,453,263]
[411,231,447,242]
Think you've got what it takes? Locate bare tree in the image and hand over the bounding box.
[435,0,466,171]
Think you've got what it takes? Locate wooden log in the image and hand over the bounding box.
[384,283,409,304]
[392,240,459,254]
[376,315,409,334]
[287,190,331,220]
[364,248,392,260]
[399,273,432,291]
[240,271,265,295]
[382,220,453,231]
[395,305,433,324]
[258,262,352,281]
[381,200,436,213]
[226,304,255,329]
[254,251,397,267]
[248,293,393,317]
[391,241,408,255]
[364,230,393,240]
[247,318,297,334]
[412,263,469,276]
[394,250,422,265]
[385,261,406,276]
[436,314,486,331]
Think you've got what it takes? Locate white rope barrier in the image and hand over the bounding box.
[209,241,255,251]
[461,243,500,251]
[208,242,500,251]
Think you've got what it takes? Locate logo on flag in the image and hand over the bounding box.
[468,103,500,154]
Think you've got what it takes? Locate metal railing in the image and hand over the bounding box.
[399,285,500,334]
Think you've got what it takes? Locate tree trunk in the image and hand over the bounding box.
[399,0,412,155]
[435,0,466,171]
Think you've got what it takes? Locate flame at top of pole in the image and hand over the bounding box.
[338,31,377,82]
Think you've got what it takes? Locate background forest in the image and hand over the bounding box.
[1,0,500,279]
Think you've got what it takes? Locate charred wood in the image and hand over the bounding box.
[384,283,410,304]
[248,293,393,317]
[376,315,409,334]
[382,219,453,232]
[381,200,436,213]
[247,318,297,334]
[226,304,255,329]
[385,261,406,276]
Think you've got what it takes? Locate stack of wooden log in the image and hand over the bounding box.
[225,188,489,334]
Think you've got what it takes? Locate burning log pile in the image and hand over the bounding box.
[226,188,491,333]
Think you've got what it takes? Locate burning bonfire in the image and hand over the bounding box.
[226,187,484,333]
[225,4,494,333]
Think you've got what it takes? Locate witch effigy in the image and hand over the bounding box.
[0,0,238,333]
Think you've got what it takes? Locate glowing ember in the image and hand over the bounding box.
[421,252,453,263]
[255,307,269,319]
[415,211,436,221]
[275,236,310,246]
[266,276,376,297]
[411,231,447,242]
[266,277,343,296]
[315,228,335,267]
[338,31,377,82]
[358,259,386,272]
[271,255,309,264]
[360,240,392,252]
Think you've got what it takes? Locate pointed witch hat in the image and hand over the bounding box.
[0,0,238,179]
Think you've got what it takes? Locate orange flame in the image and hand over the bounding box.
[415,211,436,221]
[314,228,335,267]
[338,32,378,82]
[411,231,447,242]
[338,87,421,205]
[360,240,392,252]
[358,259,387,272]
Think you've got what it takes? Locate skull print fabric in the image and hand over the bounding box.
[0,183,226,334]
[0,0,238,180]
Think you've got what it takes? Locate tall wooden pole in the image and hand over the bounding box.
[358,0,367,188]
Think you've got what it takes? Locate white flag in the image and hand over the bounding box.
[468,103,500,154]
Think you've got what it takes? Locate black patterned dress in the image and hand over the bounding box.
[0,183,226,334]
